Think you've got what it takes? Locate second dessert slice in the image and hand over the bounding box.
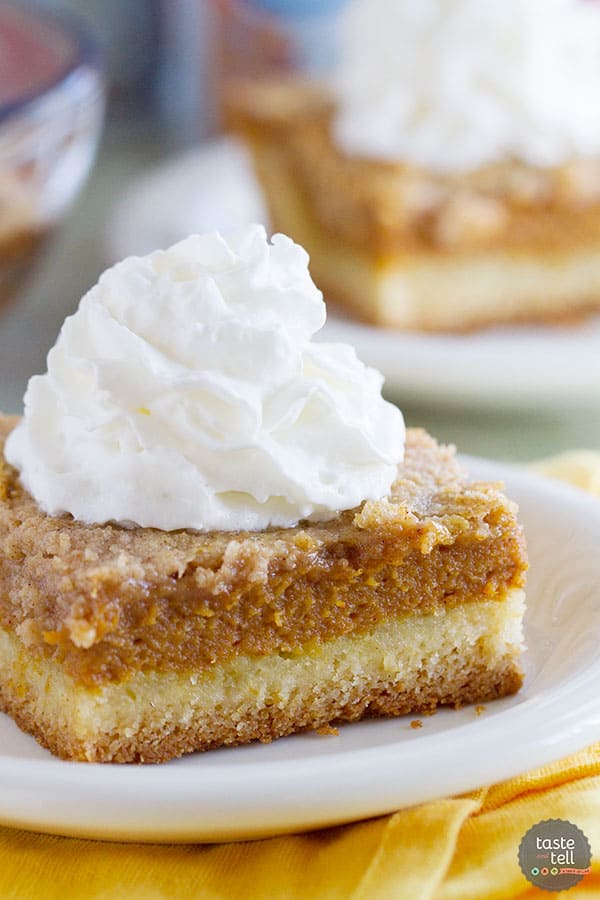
[0,227,527,762]
[0,421,526,763]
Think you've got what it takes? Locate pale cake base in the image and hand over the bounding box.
[253,141,600,331]
[0,590,525,763]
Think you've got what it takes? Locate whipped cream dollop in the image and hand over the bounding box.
[6,226,405,531]
[332,0,600,173]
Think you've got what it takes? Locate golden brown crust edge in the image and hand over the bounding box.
[0,653,523,764]
[312,267,600,333]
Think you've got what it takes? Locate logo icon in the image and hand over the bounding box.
[519,819,591,892]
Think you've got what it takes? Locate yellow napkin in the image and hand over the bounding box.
[2,453,600,900]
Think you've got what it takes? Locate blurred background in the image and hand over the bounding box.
[1,0,600,461]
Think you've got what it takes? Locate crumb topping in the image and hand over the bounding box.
[228,79,600,254]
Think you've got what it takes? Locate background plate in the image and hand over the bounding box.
[107,139,600,412]
[0,458,599,842]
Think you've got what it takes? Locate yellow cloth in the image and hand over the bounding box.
[2,453,600,900]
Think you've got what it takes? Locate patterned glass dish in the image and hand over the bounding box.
[0,2,105,307]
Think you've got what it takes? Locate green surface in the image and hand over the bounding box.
[399,401,600,463]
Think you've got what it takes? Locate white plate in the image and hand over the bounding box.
[321,313,600,412]
[1,458,599,843]
[106,141,600,412]
[106,138,269,263]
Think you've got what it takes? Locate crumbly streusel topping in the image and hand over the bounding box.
[228,80,600,252]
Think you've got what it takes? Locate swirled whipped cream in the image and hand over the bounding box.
[6,226,405,531]
[332,0,600,173]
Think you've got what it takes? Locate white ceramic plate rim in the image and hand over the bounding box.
[319,314,600,411]
[0,458,599,842]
